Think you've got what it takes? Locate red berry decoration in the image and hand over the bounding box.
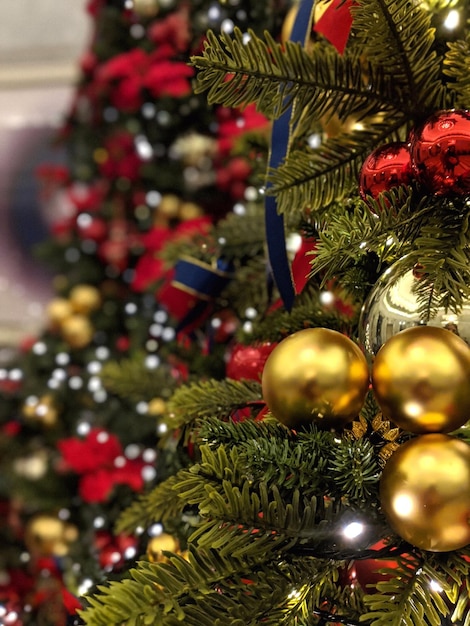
[359,142,412,204]
[410,109,470,195]
[227,342,277,381]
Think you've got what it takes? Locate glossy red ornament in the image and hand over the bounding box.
[226,342,277,381]
[359,142,412,204]
[410,109,470,195]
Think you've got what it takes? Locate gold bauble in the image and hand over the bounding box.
[261,328,369,430]
[146,533,179,563]
[25,514,78,557]
[178,201,203,221]
[22,394,59,427]
[60,314,94,349]
[148,397,167,416]
[69,284,102,315]
[380,434,470,552]
[158,194,181,218]
[46,298,74,328]
[132,0,159,17]
[372,326,470,434]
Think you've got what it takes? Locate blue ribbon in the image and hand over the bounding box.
[172,257,234,300]
[265,0,315,311]
[172,256,234,332]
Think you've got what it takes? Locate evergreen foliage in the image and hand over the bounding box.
[71,0,470,624]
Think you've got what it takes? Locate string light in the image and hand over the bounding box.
[342,521,365,540]
[320,291,335,305]
[443,9,460,30]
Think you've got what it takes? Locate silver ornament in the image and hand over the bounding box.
[359,263,470,358]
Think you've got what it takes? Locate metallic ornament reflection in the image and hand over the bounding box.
[359,265,470,359]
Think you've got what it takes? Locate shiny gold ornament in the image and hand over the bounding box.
[148,397,167,416]
[69,284,101,315]
[178,201,203,221]
[380,434,470,552]
[46,298,73,328]
[372,326,470,434]
[146,533,179,563]
[60,314,94,349]
[25,514,79,557]
[158,194,181,218]
[132,0,159,17]
[21,394,59,428]
[261,328,369,430]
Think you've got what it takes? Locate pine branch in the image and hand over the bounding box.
[215,205,266,260]
[100,353,176,403]
[191,30,397,125]
[443,33,470,107]
[222,256,270,317]
[329,438,380,502]
[362,552,469,626]
[270,118,408,215]
[352,0,450,113]
[165,379,263,429]
[115,473,188,534]
[239,286,355,344]
[80,550,300,626]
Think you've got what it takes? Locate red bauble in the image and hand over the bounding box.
[410,109,470,195]
[342,541,398,589]
[76,216,108,242]
[227,343,277,381]
[359,142,412,203]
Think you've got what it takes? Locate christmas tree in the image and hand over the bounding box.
[78,0,470,625]
[0,0,288,623]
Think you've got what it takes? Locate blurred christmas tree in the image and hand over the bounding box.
[77,0,470,625]
[0,0,289,623]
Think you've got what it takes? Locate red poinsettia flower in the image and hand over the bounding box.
[216,104,270,155]
[132,217,212,292]
[148,7,191,54]
[143,60,194,99]
[58,428,122,474]
[94,531,138,570]
[58,428,146,503]
[99,131,144,181]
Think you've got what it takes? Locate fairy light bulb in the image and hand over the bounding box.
[443,9,460,30]
[342,521,365,540]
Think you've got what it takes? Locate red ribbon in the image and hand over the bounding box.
[313,0,354,54]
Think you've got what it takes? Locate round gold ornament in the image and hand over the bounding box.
[372,326,470,434]
[359,263,470,358]
[69,284,101,315]
[132,0,159,18]
[60,314,94,349]
[25,514,79,557]
[22,394,59,428]
[148,397,167,416]
[261,328,369,430]
[46,298,74,328]
[146,533,179,563]
[380,434,470,552]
